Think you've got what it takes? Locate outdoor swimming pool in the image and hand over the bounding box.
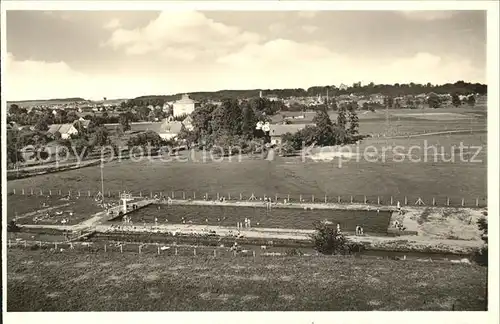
[112,204,392,234]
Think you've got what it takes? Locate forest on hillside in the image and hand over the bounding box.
[128,81,487,107]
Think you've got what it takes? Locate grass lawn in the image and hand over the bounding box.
[7,195,106,225]
[7,249,487,311]
[116,204,392,233]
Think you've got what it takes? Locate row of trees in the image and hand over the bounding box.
[178,98,277,150]
[125,81,487,104]
[282,105,360,153]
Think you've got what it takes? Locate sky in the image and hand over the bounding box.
[5,10,487,101]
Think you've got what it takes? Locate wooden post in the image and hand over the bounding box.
[338,196,341,203]
[432,197,435,206]
[377,196,380,205]
[229,193,231,200]
[217,192,220,200]
[390,196,393,205]
[233,250,237,257]
[312,195,315,203]
[108,191,111,197]
[13,189,16,195]
[447,197,450,206]
[22,188,25,195]
[40,189,43,196]
[69,190,71,196]
[275,194,278,202]
[364,196,367,204]
[324,195,327,203]
[120,245,123,253]
[175,247,178,255]
[253,250,256,258]
[214,249,217,257]
[139,245,142,254]
[287,194,290,201]
[104,244,107,253]
[240,193,242,200]
[54,242,57,250]
[476,197,479,207]
[350,196,353,203]
[88,190,91,197]
[157,246,160,255]
[193,192,196,200]
[461,198,465,206]
[24,241,27,248]
[140,191,142,197]
[172,191,175,199]
[193,247,196,256]
[183,191,186,200]
[31,188,34,195]
[299,194,302,202]
[58,189,61,195]
[8,240,11,248]
[404,196,408,205]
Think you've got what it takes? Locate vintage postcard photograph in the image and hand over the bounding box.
[1,1,499,323]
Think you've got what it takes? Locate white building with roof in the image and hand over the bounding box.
[173,94,200,117]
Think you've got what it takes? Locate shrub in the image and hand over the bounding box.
[7,220,20,232]
[474,216,488,266]
[310,221,361,255]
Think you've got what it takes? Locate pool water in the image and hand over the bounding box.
[113,204,392,234]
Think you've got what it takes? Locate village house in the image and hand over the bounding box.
[182,115,194,131]
[154,120,184,140]
[73,117,91,130]
[103,119,186,141]
[173,94,200,117]
[268,124,307,146]
[47,123,79,139]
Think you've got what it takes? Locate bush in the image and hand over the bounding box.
[7,220,20,232]
[310,221,358,255]
[474,216,488,266]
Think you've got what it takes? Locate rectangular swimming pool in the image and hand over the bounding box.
[113,204,392,235]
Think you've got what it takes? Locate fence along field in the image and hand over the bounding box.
[7,186,488,218]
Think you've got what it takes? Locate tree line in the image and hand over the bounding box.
[124,81,487,103]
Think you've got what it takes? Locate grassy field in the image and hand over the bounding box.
[7,249,487,311]
[6,194,105,225]
[279,106,487,138]
[7,109,487,211]
[7,132,487,207]
[115,204,392,234]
